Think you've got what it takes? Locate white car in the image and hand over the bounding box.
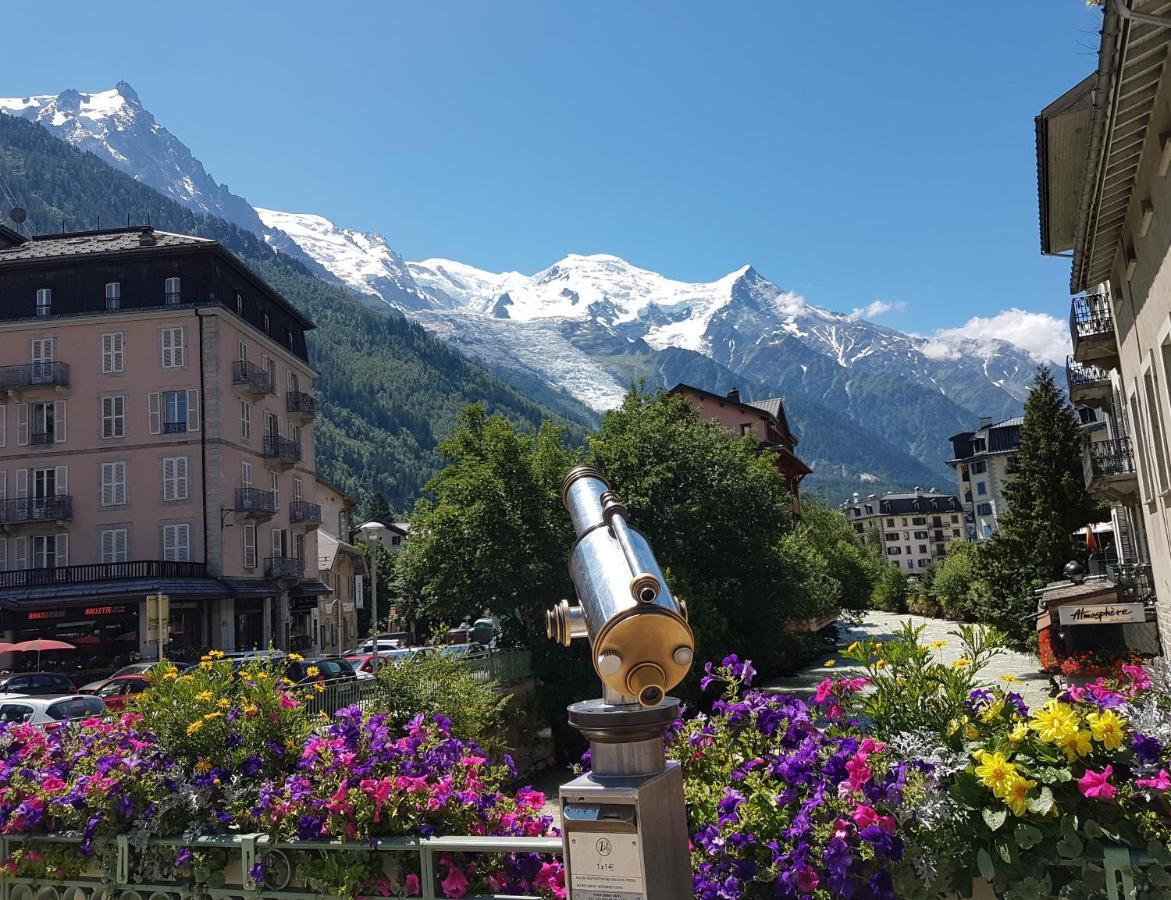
[0,694,107,725]
[346,639,402,655]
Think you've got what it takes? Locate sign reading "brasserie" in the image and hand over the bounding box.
[1057,603,1146,626]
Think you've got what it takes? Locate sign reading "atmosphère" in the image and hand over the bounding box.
[1057,603,1146,626]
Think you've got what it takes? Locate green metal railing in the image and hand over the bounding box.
[0,832,563,900]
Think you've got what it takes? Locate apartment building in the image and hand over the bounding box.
[840,488,966,574]
[946,417,1022,541]
[669,383,812,509]
[1036,0,1170,650]
[314,477,360,654]
[0,224,324,669]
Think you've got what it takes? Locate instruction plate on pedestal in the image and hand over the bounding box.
[568,832,644,899]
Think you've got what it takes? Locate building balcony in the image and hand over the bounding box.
[231,360,272,397]
[0,559,206,589]
[290,499,322,527]
[162,420,189,435]
[0,362,70,398]
[262,435,302,470]
[1107,561,1156,605]
[266,555,305,580]
[1082,437,1139,502]
[287,391,317,423]
[30,431,56,446]
[1070,292,1119,369]
[234,486,276,519]
[1066,357,1112,409]
[0,496,73,527]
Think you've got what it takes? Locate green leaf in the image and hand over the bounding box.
[1014,823,1044,850]
[1082,819,1103,839]
[1060,813,1079,841]
[1056,833,1083,858]
[983,806,1008,832]
[1027,786,1055,816]
[977,847,996,882]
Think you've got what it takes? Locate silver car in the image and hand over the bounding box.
[0,694,107,725]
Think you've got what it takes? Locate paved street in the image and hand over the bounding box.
[763,610,1053,710]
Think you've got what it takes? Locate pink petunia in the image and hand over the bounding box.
[814,678,834,705]
[851,804,878,828]
[404,874,421,897]
[796,867,820,892]
[1135,770,1171,792]
[1078,766,1117,800]
[440,865,469,898]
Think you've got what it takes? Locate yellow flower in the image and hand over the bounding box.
[847,642,861,653]
[199,661,212,672]
[1002,774,1036,817]
[1086,710,1125,750]
[202,711,223,721]
[288,652,304,663]
[951,657,970,669]
[1030,701,1079,744]
[194,759,212,775]
[306,665,320,678]
[208,649,224,659]
[823,659,836,668]
[929,640,948,650]
[313,682,325,693]
[186,721,204,736]
[195,690,213,702]
[216,698,231,709]
[1008,723,1030,744]
[979,697,1006,724]
[964,723,980,740]
[1057,729,1092,762]
[999,674,1022,684]
[243,703,259,717]
[974,751,1017,797]
[875,659,888,670]
[255,672,268,681]
[284,739,296,750]
[163,670,179,681]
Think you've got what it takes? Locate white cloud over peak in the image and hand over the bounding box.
[921,308,1069,363]
[848,299,906,320]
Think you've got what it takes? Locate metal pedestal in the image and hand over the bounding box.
[559,698,691,900]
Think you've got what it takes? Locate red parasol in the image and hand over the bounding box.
[0,643,15,654]
[1086,526,1099,552]
[11,639,75,671]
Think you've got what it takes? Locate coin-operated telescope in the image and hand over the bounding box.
[548,467,693,899]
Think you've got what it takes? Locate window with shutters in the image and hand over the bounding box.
[240,400,252,440]
[264,410,279,438]
[164,277,181,305]
[35,288,51,317]
[105,282,121,311]
[241,460,253,489]
[26,401,64,445]
[243,524,257,569]
[162,524,190,561]
[293,478,303,502]
[294,531,305,561]
[270,473,279,508]
[239,339,247,361]
[162,456,189,502]
[291,424,302,452]
[265,357,277,394]
[101,332,125,374]
[32,534,66,569]
[100,462,127,507]
[160,327,185,369]
[101,396,126,439]
[100,528,128,563]
[163,391,187,432]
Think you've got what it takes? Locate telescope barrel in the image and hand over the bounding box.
[550,467,694,706]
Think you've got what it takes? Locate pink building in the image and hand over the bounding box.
[0,224,325,677]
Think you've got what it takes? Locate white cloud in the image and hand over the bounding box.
[921,308,1069,363]
[848,299,906,320]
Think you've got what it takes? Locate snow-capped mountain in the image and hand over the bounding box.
[1,83,1062,496]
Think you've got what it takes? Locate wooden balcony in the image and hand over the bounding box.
[1069,293,1119,369]
[1066,357,1112,409]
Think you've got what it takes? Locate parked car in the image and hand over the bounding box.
[94,674,150,711]
[438,642,488,660]
[0,693,106,725]
[80,661,190,694]
[285,656,356,685]
[0,672,77,696]
[345,648,433,678]
[346,637,403,655]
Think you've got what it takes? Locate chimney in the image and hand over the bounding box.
[914,486,924,498]
[978,416,993,430]
[138,225,156,247]
[867,494,877,500]
[852,492,860,503]
[726,387,741,403]
[928,486,938,494]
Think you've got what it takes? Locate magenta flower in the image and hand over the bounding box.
[814,678,834,705]
[440,864,468,898]
[1078,766,1117,800]
[1135,769,1171,792]
[404,873,421,896]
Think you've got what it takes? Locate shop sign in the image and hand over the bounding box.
[342,602,355,613]
[27,604,129,621]
[1058,603,1146,626]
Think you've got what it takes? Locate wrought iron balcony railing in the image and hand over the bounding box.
[0,495,73,525]
[0,559,205,589]
[235,486,277,515]
[1083,437,1136,482]
[263,434,302,465]
[290,499,322,524]
[231,360,273,394]
[29,431,55,445]
[1107,561,1155,604]
[0,362,70,391]
[266,555,305,579]
[1067,357,1111,388]
[1070,292,1114,342]
[287,391,317,417]
[162,420,188,434]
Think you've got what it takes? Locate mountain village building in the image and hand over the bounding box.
[669,384,811,509]
[1035,0,1169,651]
[313,478,360,655]
[0,223,329,675]
[840,488,966,574]
[946,417,1022,541]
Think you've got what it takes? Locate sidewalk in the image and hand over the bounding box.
[762,609,1053,711]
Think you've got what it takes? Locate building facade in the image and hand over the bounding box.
[314,478,360,655]
[840,488,966,574]
[669,384,812,508]
[0,225,324,673]
[1036,1,1171,650]
[947,417,1022,541]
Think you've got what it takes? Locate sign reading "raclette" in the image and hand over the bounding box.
[1057,603,1146,626]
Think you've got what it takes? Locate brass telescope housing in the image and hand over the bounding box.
[547,467,694,707]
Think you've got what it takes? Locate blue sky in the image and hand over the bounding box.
[5,1,1103,348]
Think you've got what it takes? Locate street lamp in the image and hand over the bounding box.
[357,521,391,671]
